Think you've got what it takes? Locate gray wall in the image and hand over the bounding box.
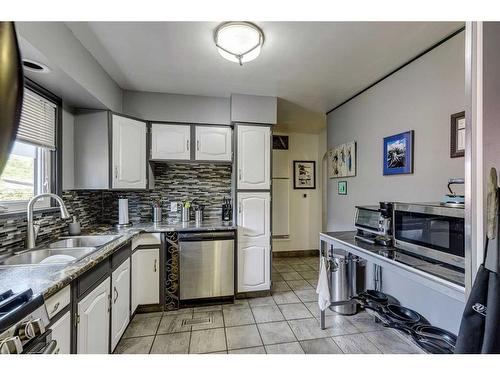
[123,90,230,125]
[17,22,123,112]
[62,107,75,190]
[327,32,465,231]
[326,32,466,333]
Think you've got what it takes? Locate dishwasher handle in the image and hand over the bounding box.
[178,231,235,242]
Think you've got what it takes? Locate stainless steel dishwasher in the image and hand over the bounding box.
[179,231,235,300]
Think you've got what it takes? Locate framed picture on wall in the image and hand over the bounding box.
[450,111,465,158]
[383,130,414,175]
[328,141,356,178]
[293,161,316,189]
[338,181,347,195]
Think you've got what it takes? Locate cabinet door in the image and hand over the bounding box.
[111,258,131,351]
[195,126,232,161]
[237,125,271,190]
[237,243,271,292]
[77,277,110,354]
[112,114,147,189]
[151,123,191,160]
[49,311,71,354]
[237,192,271,244]
[131,248,160,313]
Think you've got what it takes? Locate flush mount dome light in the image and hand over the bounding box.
[22,59,50,73]
[214,22,264,65]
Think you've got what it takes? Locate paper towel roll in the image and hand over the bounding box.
[118,199,129,225]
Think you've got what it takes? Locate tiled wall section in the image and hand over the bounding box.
[102,163,232,223]
[0,190,103,257]
[0,163,232,256]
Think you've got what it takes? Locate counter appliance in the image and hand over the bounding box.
[355,202,393,246]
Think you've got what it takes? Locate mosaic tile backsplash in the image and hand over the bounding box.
[0,190,103,257]
[0,163,232,257]
[102,163,232,223]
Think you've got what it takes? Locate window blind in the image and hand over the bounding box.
[16,88,57,150]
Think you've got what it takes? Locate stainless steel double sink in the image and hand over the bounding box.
[0,235,121,267]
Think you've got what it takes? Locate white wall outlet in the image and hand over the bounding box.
[170,202,178,212]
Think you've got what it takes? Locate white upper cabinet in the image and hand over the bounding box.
[237,192,271,244]
[112,114,147,189]
[111,258,131,351]
[237,125,271,190]
[195,126,232,161]
[151,123,191,160]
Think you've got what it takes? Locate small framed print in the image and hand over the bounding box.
[338,181,347,195]
[450,111,465,158]
[293,160,316,189]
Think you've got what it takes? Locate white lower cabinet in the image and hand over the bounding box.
[237,243,271,292]
[111,258,131,351]
[132,248,160,313]
[49,311,71,354]
[77,277,111,354]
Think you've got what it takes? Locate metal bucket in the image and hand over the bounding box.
[329,250,357,315]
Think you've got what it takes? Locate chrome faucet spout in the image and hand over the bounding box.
[26,193,70,249]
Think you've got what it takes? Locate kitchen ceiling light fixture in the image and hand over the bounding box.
[214,22,264,65]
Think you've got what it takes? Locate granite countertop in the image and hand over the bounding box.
[320,231,465,287]
[0,220,235,301]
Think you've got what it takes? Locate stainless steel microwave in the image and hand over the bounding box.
[393,203,465,269]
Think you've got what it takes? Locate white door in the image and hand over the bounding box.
[112,114,147,189]
[49,311,71,354]
[237,192,271,244]
[77,277,110,354]
[237,125,271,190]
[151,123,191,160]
[195,126,232,161]
[111,258,131,351]
[237,243,271,292]
[131,248,160,313]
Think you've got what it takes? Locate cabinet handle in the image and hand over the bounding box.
[113,287,118,304]
[239,202,242,214]
[108,294,111,312]
[51,302,60,314]
[238,169,242,181]
[197,140,200,151]
[154,259,157,273]
[114,166,118,179]
[186,140,190,151]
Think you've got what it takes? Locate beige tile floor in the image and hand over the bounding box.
[114,255,424,354]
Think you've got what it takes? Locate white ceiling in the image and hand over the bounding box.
[66,21,463,113]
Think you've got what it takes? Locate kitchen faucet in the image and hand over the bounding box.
[26,193,71,249]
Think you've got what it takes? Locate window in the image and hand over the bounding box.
[0,86,58,213]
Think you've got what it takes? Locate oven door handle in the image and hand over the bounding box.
[41,340,58,354]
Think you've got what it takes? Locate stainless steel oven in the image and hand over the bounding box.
[179,231,235,300]
[393,203,465,269]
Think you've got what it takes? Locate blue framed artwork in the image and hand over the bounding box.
[383,130,414,175]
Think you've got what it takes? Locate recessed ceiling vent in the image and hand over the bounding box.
[22,59,50,73]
